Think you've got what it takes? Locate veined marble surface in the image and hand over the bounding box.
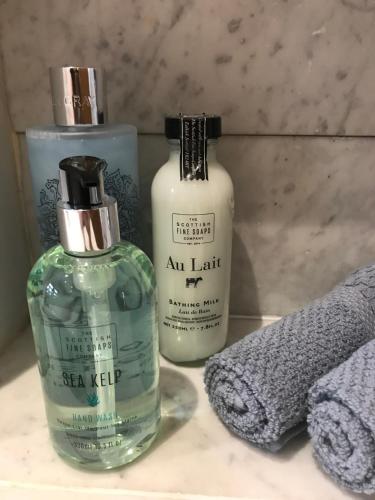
[1,0,375,134]
[0,318,369,500]
[19,133,375,316]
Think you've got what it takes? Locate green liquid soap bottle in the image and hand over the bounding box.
[27,156,160,470]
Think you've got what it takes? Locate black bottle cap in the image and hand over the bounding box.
[165,114,222,139]
[59,156,106,209]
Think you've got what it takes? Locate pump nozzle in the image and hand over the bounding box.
[57,156,120,253]
[59,156,105,209]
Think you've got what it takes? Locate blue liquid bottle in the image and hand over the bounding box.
[26,66,139,251]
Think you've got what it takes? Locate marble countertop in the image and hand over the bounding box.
[0,318,369,500]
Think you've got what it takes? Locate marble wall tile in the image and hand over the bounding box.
[2,0,375,135]
[20,133,375,316]
[0,61,29,351]
[140,134,375,316]
[221,136,375,315]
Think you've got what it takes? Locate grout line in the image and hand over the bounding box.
[219,133,375,139]
[11,132,34,266]
[20,315,280,333]
[230,314,281,322]
[11,131,23,195]
[0,481,261,500]
[15,131,375,139]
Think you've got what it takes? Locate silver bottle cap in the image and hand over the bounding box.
[57,156,120,253]
[49,66,106,126]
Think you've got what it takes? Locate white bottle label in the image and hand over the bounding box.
[164,260,223,332]
[158,209,229,358]
[172,213,215,244]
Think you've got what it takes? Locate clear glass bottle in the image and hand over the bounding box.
[152,115,234,362]
[27,156,159,470]
[26,66,139,251]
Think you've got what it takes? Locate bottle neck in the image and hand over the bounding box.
[168,139,218,162]
[64,247,114,259]
[57,199,120,254]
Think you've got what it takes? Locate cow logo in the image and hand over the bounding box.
[186,277,203,288]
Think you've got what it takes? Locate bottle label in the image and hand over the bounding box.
[37,312,158,461]
[180,116,208,181]
[163,254,223,333]
[58,323,118,362]
[159,211,230,340]
[42,317,155,404]
[172,213,215,244]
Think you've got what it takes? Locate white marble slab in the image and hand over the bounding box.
[0,319,371,500]
[2,0,375,134]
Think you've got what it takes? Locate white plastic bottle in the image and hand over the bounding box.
[152,114,234,362]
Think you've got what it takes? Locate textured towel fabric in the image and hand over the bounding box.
[308,340,375,494]
[204,265,375,450]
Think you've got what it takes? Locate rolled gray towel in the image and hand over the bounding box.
[204,265,375,450]
[308,339,375,495]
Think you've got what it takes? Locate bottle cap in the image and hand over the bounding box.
[49,66,106,126]
[57,156,120,253]
[165,114,221,181]
[165,114,221,139]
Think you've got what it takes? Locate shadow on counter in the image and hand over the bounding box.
[122,365,198,473]
[0,327,36,387]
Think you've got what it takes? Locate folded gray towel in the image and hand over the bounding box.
[308,339,375,495]
[204,265,375,450]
